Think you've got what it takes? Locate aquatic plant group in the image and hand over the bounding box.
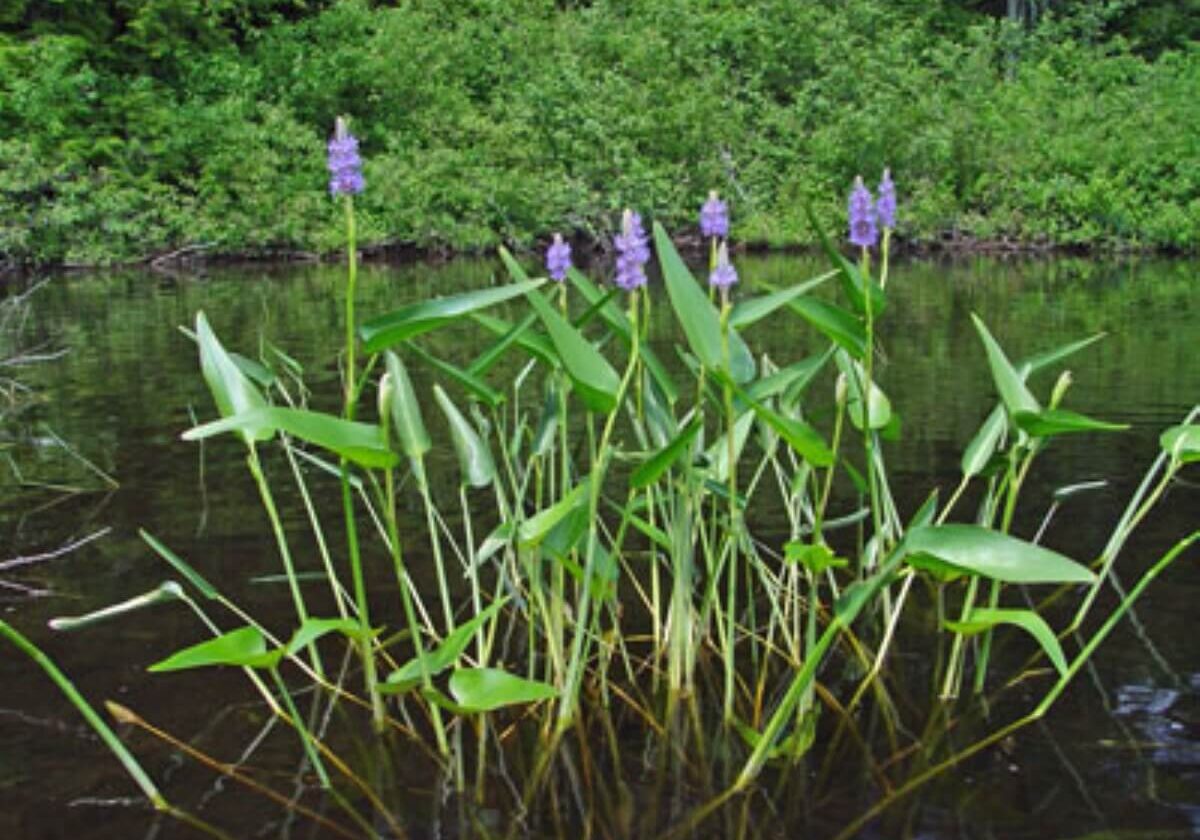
[2,120,1197,838]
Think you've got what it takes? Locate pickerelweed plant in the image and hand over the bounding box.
[28,146,1200,837]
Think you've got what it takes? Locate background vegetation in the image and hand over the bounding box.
[1,0,1197,265]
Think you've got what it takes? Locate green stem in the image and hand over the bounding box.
[343,195,358,412]
[0,618,168,810]
[720,300,738,721]
[385,467,449,755]
[556,291,641,732]
[247,444,322,677]
[336,192,384,730]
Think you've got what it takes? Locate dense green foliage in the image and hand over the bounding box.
[1,0,1197,265]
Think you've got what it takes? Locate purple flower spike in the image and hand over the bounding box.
[876,168,896,230]
[613,209,650,291]
[700,190,729,239]
[327,117,364,196]
[545,233,572,282]
[848,176,877,249]
[708,241,738,290]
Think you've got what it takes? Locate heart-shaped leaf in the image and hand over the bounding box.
[448,667,558,712]
[149,626,280,672]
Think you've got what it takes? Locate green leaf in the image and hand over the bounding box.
[516,265,622,414]
[531,379,560,457]
[284,618,367,657]
[567,268,679,404]
[618,508,672,552]
[229,352,276,389]
[382,351,431,460]
[945,608,1068,676]
[469,312,556,368]
[961,406,1007,478]
[542,504,591,561]
[1020,333,1105,376]
[907,490,940,530]
[1013,408,1129,438]
[407,342,504,409]
[448,667,557,712]
[704,410,756,481]
[360,280,544,351]
[783,541,848,574]
[183,406,398,470]
[971,313,1041,418]
[381,600,506,693]
[194,312,273,444]
[630,418,701,489]
[747,353,829,405]
[1160,424,1200,463]
[835,351,892,431]
[518,480,589,547]
[903,524,1095,584]
[139,529,219,600]
[721,374,833,467]
[728,272,836,329]
[653,221,755,383]
[434,385,496,487]
[783,296,867,360]
[148,627,280,672]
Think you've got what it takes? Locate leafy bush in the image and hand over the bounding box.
[0,1,1196,264]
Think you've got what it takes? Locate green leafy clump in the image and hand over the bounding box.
[2,1,1198,265]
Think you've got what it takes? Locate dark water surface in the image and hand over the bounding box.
[1,254,1197,839]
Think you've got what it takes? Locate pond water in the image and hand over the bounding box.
[0,253,1197,839]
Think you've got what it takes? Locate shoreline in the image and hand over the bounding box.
[1,228,1195,278]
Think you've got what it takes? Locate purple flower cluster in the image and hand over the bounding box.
[545,233,572,282]
[848,176,878,249]
[327,117,364,196]
[876,169,896,230]
[613,209,650,291]
[847,170,898,249]
[708,241,738,290]
[700,190,729,239]
[849,169,897,247]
